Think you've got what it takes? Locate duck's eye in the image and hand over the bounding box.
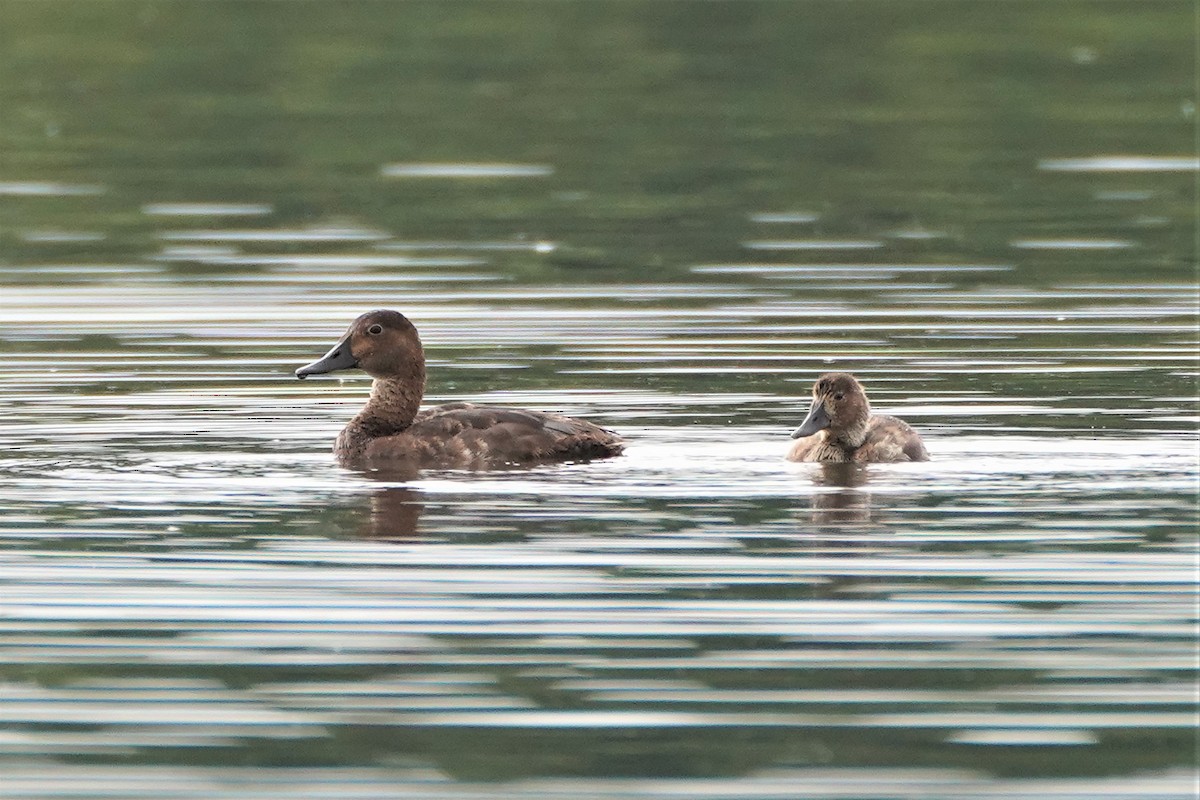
[367,324,383,335]
[833,392,844,401]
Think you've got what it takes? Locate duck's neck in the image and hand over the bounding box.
[337,369,426,456]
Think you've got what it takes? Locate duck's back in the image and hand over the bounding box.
[359,402,623,467]
[855,414,928,462]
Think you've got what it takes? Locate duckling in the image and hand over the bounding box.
[296,310,623,468]
[787,372,928,463]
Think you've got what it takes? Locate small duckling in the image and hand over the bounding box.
[296,310,624,468]
[787,373,928,463]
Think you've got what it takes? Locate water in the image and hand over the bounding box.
[1,2,1197,798]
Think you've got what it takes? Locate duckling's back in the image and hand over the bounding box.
[856,414,929,462]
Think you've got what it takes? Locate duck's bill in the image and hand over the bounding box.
[790,401,831,439]
[295,335,358,379]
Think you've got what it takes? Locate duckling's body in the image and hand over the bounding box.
[788,413,928,463]
[786,373,928,463]
[297,310,623,468]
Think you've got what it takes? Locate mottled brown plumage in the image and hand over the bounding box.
[296,310,624,468]
[786,373,928,463]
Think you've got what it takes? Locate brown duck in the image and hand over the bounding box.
[787,373,929,463]
[296,310,624,468]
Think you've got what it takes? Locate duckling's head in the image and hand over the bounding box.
[791,372,871,442]
[296,309,424,380]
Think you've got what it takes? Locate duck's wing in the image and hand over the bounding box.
[859,415,929,463]
[901,431,930,462]
[415,403,617,437]
[401,403,623,464]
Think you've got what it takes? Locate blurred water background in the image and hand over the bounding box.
[0,2,1197,798]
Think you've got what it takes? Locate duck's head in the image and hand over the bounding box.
[295,309,424,380]
[791,372,871,441]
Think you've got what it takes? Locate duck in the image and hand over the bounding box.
[295,310,624,468]
[786,372,929,463]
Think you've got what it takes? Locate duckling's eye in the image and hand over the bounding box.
[367,324,383,335]
[833,392,845,401]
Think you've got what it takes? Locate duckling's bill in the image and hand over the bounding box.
[791,401,831,439]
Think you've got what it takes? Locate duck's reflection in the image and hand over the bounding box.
[358,485,424,538]
[348,463,553,540]
[350,464,425,539]
[349,462,875,539]
[809,463,872,525]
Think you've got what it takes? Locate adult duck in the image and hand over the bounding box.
[296,310,624,468]
[787,372,928,463]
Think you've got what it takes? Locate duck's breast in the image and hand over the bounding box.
[786,434,850,463]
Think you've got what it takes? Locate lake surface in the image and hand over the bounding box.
[1,2,1197,798]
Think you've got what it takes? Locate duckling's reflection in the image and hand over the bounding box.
[808,463,873,525]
